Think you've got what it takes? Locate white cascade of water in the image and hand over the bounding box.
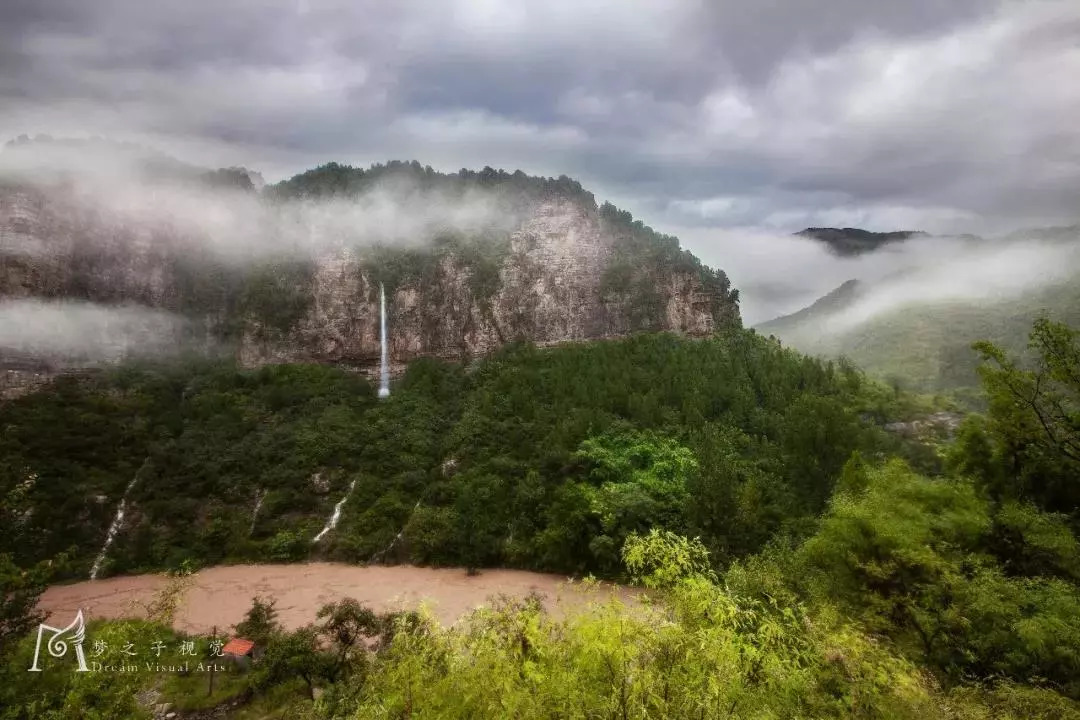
[378,282,390,398]
[249,488,266,537]
[371,500,420,563]
[89,457,150,580]
[313,480,356,543]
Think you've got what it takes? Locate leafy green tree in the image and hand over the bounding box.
[316,598,380,678]
[622,528,715,589]
[0,555,56,660]
[836,449,870,495]
[799,459,1080,696]
[988,501,1080,581]
[573,430,696,572]
[780,394,863,508]
[453,473,505,575]
[971,318,1080,513]
[250,626,333,701]
[234,596,280,645]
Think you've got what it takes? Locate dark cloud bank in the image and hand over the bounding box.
[1,0,1078,327]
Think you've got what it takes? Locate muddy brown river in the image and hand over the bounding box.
[38,563,636,635]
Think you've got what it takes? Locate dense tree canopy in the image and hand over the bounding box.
[0,329,913,581]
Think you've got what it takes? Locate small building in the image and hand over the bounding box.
[221,637,262,668]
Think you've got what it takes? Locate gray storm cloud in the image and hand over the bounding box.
[0,0,1076,236]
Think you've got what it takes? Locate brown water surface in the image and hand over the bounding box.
[38,563,636,634]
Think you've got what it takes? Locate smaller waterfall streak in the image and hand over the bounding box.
[371,500,420,563]
[313,480,356,544]
[89,457,150,580]
[378,282,390,398]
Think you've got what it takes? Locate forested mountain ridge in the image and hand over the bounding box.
[796,227,929,255]
[756,273,1080,393]
[0,140,739,398]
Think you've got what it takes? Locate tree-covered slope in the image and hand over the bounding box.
[0,329,926,581]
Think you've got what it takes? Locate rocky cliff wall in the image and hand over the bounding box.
[0,179,740,379]
[237,197,735,370]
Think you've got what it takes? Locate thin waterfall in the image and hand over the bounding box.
[378,282,390,398]
[370,500,421,563]
[90,457,150,580]
[313,480,356,544]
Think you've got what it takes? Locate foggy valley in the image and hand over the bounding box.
[2,2,1079,719]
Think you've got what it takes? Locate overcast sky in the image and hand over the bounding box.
[2,1,1078,243]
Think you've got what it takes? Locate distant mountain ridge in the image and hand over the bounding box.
[796,227,929,256]
[755,273,1080,393]
[2,134,265,191]
[756,279,863,334]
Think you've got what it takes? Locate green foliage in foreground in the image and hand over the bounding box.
[3,465,1080,718]
[313,523,1078,719]
[797,462,1080,698]
[960,317,1080,515]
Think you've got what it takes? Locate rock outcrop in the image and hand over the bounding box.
[237,197,736,373]
[0,158,741,385]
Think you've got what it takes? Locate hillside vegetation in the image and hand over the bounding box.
[0,329,925,580]
[757,276,1080,394]
[3,317,1079,718]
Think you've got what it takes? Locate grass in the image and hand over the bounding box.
[160,664,249,712]
[227,680,314,719]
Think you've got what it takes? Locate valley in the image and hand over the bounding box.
[4,1,1080,716]
[1,150,1078,720]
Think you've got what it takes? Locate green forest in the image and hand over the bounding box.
[2,318,1079,718]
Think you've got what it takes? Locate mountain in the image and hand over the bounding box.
[0,144,741,397]
[796,227,929,256]
[755,278,864,334]
[756,274,1080,393]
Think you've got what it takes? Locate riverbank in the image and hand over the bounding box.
[38,562,636,634]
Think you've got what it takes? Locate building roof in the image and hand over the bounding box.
[222,637,256,657]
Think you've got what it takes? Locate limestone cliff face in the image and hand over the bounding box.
[1,178,740,384]
[237,197,736,373]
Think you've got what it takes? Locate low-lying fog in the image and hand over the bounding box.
[3,141,1079,366]
[680,227,1080,328]
[0,300,199,366]
[0,143,523,365]
[1,141,519,265]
